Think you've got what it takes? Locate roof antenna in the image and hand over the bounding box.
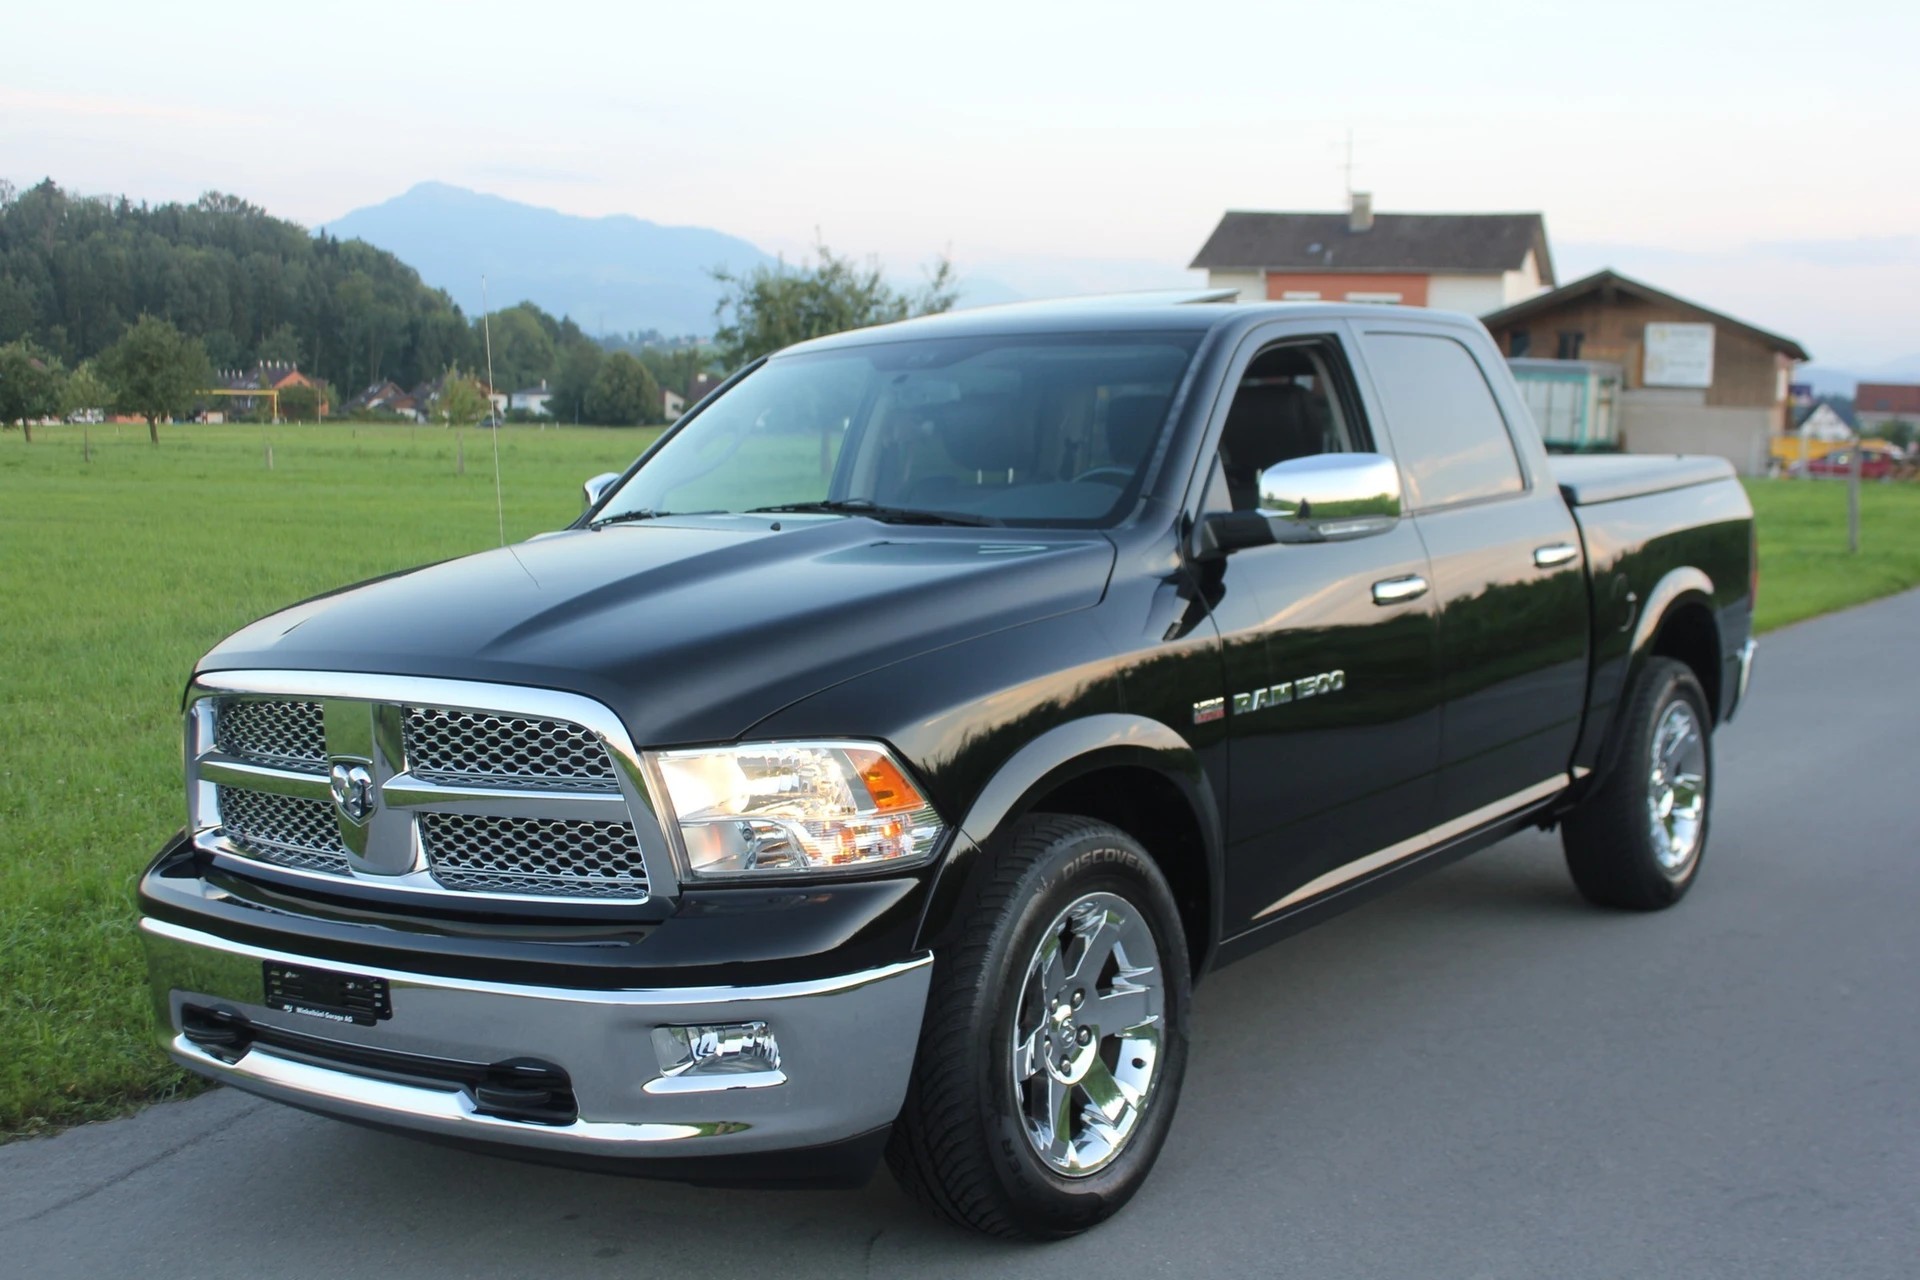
[480,275,506,548]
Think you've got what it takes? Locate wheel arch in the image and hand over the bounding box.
[921,715,1225,979]
[1588,568,1722,794]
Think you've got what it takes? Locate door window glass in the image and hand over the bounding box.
[1213,342,1361,512]
[1360,333,1524,510]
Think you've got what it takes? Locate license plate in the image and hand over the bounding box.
[263,962,392,1026]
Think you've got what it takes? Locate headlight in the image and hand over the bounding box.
[649,741,946,878]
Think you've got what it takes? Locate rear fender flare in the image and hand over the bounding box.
[1590,567,1718,790]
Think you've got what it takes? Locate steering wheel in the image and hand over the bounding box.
[1072,466,1134,485]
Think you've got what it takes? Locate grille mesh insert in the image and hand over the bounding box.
[403,707,617,790]
[217,785,349,874]
[216,699,326,766]
[421,812,647,899]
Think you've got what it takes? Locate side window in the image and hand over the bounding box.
[1360,332,1524,510]
[1213,341,1360,513]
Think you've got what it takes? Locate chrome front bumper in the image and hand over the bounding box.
[141,917,932,1163]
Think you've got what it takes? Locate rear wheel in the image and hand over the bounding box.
[887,814,1191,1238]
[1563,657,1713,910]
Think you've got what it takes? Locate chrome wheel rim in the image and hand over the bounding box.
[1647,701,1708,875]
[1009,891,1164,1177]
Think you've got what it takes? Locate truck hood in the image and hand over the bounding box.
[197,515,1116,745]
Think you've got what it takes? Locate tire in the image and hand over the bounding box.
[886,814,1192,1238]
[1562,657,1714,910]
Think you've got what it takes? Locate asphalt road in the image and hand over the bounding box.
[4,590,1917,1279]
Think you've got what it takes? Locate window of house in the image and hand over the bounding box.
[1359,332,1525,510]
[1509,330,1532,358]
[1280,291,1321,301]
[1556,331,1585,359]
[1346,291,1404,304]
[1210,342,1361,513]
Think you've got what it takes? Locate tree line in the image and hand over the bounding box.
[0,179,709,430]
[0,177,959,438]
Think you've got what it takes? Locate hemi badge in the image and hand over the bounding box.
[1192,697,1226,725]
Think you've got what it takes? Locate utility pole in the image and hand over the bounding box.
[1848,432,1862,554]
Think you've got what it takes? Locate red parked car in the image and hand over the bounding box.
[1805,448,1904,480]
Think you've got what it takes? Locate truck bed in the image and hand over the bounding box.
[1550,454,1737,507]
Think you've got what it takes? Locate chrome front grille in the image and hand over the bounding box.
[216,785,351,874]
[422,813,647,899]
[190,682,654,904]
[215,698,325,767]
[403,707,618,790]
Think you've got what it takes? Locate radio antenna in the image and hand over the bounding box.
[480,275,506,547]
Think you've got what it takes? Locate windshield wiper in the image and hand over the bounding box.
[746,499,1001,527]
[590,508,673,528]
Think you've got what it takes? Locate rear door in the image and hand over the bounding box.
[1352,321,1588,821]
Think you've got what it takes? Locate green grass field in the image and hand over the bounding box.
[0,427,1916,1139]
[0,421,659,1137]
[1745,478,1920,632]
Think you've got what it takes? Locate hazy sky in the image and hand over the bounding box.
[5,0,1916,366]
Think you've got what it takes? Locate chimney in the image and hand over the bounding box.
[1349,190,1374,233]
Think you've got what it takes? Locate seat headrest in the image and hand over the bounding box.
[935,395,1035,472]
[1220,382,1319,472]
[1105,393,1172,467]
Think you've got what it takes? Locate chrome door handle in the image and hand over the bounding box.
[1372,574,1429,606]
[1533,543,1578,569]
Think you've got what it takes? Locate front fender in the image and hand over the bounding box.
[914,714,1226,968]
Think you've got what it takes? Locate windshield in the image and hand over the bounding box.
[595,331,1202,528]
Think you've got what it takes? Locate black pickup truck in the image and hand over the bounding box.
[139,296,1757,1238]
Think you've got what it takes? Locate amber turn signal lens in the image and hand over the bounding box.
[848,749,925,813]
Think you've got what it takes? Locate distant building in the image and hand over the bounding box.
[661,387,686,421]
[1481,269,1810,476]
[1189,193,1553,314]
[1855,383,1920,434]
[217,361,326,417]
[1794,400,1857,442]
[342,379,415,419]
[510,380,553,416]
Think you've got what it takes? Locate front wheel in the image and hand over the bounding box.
[886,814,1191,1238]
[1562,657,1714,910]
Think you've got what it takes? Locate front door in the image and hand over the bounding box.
[1194,324,1443,934]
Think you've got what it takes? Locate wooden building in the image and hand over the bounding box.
[1481,271,1809,475]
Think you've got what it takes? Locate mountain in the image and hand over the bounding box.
[322,183,779,337]
[1797,355,1920,398]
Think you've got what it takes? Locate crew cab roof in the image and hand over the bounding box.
[779,295,1481,357]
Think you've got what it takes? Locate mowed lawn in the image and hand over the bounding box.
[1744,477,1920,632]
[1,427,1917,1139]
[0,421,659,1137]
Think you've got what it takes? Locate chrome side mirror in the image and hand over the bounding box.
[1257,452,1402,541]
[1200,452,1402,556]
[582,472,622,511]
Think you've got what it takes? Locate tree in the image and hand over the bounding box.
[711,243,957,368]
[0,338,63,443]
[277,378,329,422]
[480,304,557,393]
[98,315,212,443]
[1874,419,1916,451]
[585,351,659,425]
[548,341,603,424]
[435,367,490,427]
[59,360,111,422]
